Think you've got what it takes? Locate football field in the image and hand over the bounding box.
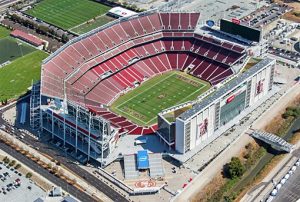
[111,71,211,126]
[26,0,111,30]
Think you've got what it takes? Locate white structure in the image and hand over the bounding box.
[108,7,137,18]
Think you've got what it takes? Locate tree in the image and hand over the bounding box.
[9,160,16,167]
[26,172,32,178]
[57,169,64,177]
[227,157,245,179]
[52,166,59,174]
[282,107,300,119]
[3,156,10,164]
[15,163,21,169]
[69,178,77,185]
[61,34,69,43]
[47,163,52,170]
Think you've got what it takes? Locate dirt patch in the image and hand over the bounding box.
[263,94,300,134]
[289,132,300,144]
[191,173,226,202]
[282,11,300,23]
[273,0,300,22]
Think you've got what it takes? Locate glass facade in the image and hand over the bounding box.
[157,115,175,143]
[219,90,246,126]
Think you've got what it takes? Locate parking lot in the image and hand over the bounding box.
[266,19,300,67]
[270,159,300,202]
[242,3,290,28]
[0,162,46,202]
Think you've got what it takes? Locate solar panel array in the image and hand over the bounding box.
[124,155,139,179]
[149,153,164,178]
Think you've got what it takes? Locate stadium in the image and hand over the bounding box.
[33,10,275,166]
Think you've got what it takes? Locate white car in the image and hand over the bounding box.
[284,174,290,180]
[280,178,286,184]
[276,184,282,190]
[271,189,278,196]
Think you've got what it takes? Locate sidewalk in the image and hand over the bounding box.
[0,129,112,202]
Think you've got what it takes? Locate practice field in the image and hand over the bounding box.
[70,15,115,34]
[111,71,211,126]
[26,0,111,30]
[0,37,36,64]
[0,51,48,101]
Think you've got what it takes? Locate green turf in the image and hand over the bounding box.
[70,15,114,34]
[25,0,111,30]
[110,71,211,126]
[0,26,10,39]
[0,37,36,64]
[0,51,48,101]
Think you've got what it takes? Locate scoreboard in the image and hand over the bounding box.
[220,19,261,42]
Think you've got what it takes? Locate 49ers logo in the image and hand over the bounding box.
[197,118,208,139]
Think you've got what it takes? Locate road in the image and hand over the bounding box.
[0,139,97,202]
[0,102,128,202]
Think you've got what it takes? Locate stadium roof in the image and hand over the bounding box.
[10,30,44,47]
[137,150,149,169]
[178,57,275,121]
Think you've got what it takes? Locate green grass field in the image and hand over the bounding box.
[0,37,36,64]
[0,26,10,39]
[0,51,48,101]
[70,15,114,34]
[110,71,211,126]
[26,0,111,30]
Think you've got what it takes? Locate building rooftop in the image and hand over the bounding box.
[11,29,44,46]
